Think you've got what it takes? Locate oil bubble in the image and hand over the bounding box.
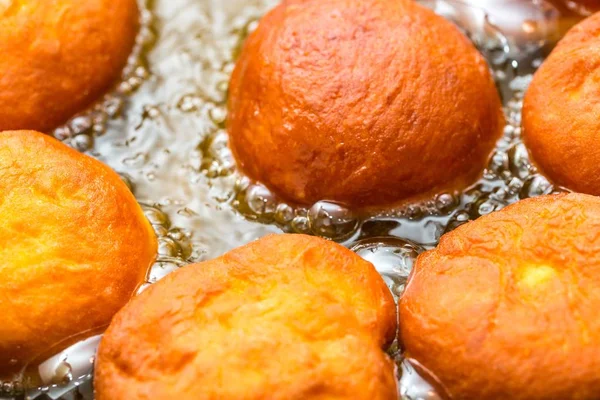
[70,116,93,135]
[434,193,458,214]
[472,197,507,218]
[399,358,446,400]
[50,360,73,385]
[351,237,425,298]
[352,237,424,298]
[275,203,295,225]
[489,150,510,177]
[148,259,184,283]
[291,215,311,234]
[246,184,277,217]
[520,174,553,199]
[143,205,170,228]
[508,142,533,179]
[71,134,94,152]
[444,210,471,234]
[158,237,182,258]
[308,201,360,241]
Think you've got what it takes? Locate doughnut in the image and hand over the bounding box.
[399,193,600,400]
[523,11,600,194]
[0,130,156,375]
[227,0,504,208]
[95,234,397,400]
[0,0,139,132]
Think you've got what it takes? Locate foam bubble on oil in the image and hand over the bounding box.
[51,0,155,148]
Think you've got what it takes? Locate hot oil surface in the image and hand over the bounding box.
[1,0,579,399]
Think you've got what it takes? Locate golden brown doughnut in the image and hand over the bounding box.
[227,0,504,208]
[95,234,397,400]
[550,10,600,51]
[549,0,600,15]
[0,0,139,132]
[523,12,600,194]
[399,193,600,400]
[0,130,156,376]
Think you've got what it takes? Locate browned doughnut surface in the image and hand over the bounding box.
[95,234,397,400]
[523,12,600,194]
[0,130,157,376]
[0,0,139,132]
[228,0,504,208]
[399,193,600,400]
[549,0,600,15]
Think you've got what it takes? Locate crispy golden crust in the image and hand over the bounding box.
[551,0,600,15]
[0,130,156,375]
[572,0,600,9]
[0,0,139,132]
[523,12,600,194]
[227,0,503,208]
[552,11,600,51]
[95,234,397,400]
[399,193,600,400]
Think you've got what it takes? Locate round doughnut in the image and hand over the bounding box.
[523,11,600,194]
[0,0,139,132]
[227,0,504,208]
[95,234,397,400]
[399,193,600,400]
[0,130,156,375]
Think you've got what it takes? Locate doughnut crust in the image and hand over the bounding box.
[227,0,504,208]
[399,193,600,400]
[95,234,397,400]
[0,0,139,132]
[523,12,600,194]
[0,130,156,375]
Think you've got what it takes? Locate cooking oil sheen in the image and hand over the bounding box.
[0,0,576,399]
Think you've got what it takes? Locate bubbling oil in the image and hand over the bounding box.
[51,0,156,148]
[0,0,579,399]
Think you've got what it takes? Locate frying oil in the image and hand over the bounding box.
[0,0,581,399]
